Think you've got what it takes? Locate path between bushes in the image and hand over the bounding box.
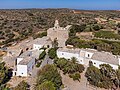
[60,67,107,90]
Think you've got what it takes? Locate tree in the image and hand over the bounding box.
[48,48,57,59]
[36,81,56,90]
[71,57,78,64]
[55,58,68,69]
[85,66,103,87]
[55,58,84,80]
[100,64,115,78]
[69,72,81,81]
[0,84,10,90]
[52,38,58,48]
[0,62,10,86]
[39,50,46,60]
[37,64,62,89]
[85,64,117,89]
[69,24,86,37]
[93,24,101,31]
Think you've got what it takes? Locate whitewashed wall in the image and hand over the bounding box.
[57,48,120,70]
[17,65,27,76]
[118,58,120,65]
[57,51,79,60]
[91,59,118,70]
[78,57,84,64]
[17,58,23,65]
[85,52,94,59]
[33,44,43,50]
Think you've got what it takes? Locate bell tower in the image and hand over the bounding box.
[54,20,59,29]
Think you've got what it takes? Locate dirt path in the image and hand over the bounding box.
[61,68,107,90]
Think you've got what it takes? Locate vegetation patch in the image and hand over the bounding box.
[66,37,120,55]
[54,57,84,81]
[39,50,46,60]
[48,48,57,59]
[94,31,120,40]
[33,31,47,39]
[36,64,62,90]
[0,62,12,90]
[85,64,120,89]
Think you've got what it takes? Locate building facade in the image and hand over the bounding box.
[13,57,35,77]
[57,48,120,69]
[12,37,51,77]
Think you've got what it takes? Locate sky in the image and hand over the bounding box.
[0,0,120,10]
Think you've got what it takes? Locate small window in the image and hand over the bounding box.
[62,53,64,55]
[15,72,16,76]
[22,73,23,74]
[80,60,82,62]
[94,62,96,64]
[88,54,90,57]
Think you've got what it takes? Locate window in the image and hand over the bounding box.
[62,53,64,55]
[22,73,23,74]
[80,60,82,62]
[15,72,16,76]
[94,62,96,64]
[88,54,90,57]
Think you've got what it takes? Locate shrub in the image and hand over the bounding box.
[85,65,116,89]
[55,58,84,81]
[94,31,120,40]
[0,62,11,86]
[37,64,62,89]
[39,51,46,60]
[69,72,81,81]
[48,48,57,59]
[36,61,42,68]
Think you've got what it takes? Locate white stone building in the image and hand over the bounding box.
[13,57,35,77]
[12,36,51,77]
[33,36,52,50]
[57,48,120,69]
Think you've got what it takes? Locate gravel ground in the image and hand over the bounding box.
[61,69,107,90]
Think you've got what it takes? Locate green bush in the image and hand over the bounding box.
[48,48,57,59]
[85,65,117,89]
[37,64,62,89]
[69,72,81,81]
[0,62,10,86]
[36,61,42,68]
[66,36,120,55]
[94,31,120,40]
[55,58,84,81]
[39,51,46,60]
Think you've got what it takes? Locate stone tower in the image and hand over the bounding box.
[54,20,59,29]
[47,20,71,47]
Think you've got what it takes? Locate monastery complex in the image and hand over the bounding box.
[2,20,120,77]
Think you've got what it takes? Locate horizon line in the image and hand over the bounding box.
[0,8,119,11]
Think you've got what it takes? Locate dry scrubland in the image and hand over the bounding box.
[0,9,120,46]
